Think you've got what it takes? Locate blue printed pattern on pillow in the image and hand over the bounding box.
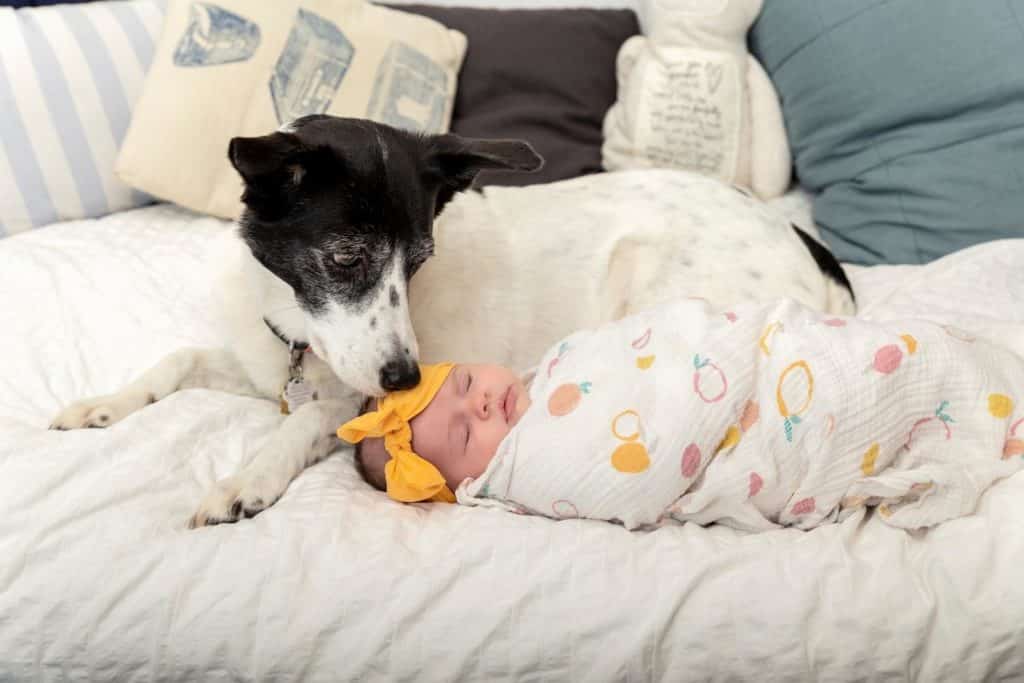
[173,2,259,67]
[367,41,447,134]
[269,8,353,125]
[0,0,166,237]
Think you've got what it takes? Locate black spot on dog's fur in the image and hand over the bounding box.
[229,116,542,319]
[791,224,855,301]
[370,317,376,329]
[389,286,399,308]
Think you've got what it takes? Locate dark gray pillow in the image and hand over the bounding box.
[388,4,640,187]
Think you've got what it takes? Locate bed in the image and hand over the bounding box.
[3,200,1024,681]
[5,0,1024,679]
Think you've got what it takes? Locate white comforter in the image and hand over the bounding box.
[3,203,1024,681]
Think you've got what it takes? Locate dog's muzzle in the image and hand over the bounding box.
[380,357,421,392]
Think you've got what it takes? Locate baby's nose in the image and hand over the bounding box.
[474,392,491,420]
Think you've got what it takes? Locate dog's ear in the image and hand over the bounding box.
[424,135,544,214]
[228,132,303,185]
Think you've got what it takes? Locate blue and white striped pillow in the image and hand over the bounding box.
[0,0,166,237]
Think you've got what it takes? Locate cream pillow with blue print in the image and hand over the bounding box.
[0,0,166,237]
[116,0,467,220]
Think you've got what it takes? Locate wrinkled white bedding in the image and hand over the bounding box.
[3,203,1024,681]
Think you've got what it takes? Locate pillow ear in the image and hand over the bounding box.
[227,132,303,185]
[423,134,544,212]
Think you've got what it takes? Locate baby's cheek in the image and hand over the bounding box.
[471,433,503,476]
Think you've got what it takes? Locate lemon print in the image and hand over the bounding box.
[759,322,782,356]
[716,425,741,453]
[989,393,1013,419]
[611,442,650,473]
[611,409,642,442]
[636,355,655,370]
[776,360,814,442]
[841,495,866,510]
[861,443,879,476]
[610,410,648,472]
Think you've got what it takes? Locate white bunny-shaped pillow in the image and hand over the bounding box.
[603,0,791,199]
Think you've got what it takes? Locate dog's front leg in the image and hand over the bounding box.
[50,347,256,430]
[188,397,359,528]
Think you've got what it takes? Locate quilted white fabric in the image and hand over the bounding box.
[3,203,1024,680]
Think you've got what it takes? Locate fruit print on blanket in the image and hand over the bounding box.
[457,298,1024,533]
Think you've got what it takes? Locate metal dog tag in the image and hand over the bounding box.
[281,377,317,415]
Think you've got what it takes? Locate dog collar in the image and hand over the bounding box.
[263,316,310,353]
[263,316,317,414]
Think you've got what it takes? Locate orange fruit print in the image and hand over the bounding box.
[548,381,592,417]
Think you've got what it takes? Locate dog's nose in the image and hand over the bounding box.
[379,359,420,392]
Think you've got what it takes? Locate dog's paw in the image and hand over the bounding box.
[188,473,284,528]
[49,392,152,430]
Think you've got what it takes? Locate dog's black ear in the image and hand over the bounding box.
[424,135,544,213]
[228,132,303,185]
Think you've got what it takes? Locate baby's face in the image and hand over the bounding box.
[410,364,531,489]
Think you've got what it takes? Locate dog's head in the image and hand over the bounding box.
[229,115,543,396]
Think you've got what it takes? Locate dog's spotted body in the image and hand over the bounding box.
[50,115,854,527]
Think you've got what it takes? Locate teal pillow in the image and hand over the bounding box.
[750,1,1024,265]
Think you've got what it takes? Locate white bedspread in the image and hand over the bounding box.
[3,203,1024,681]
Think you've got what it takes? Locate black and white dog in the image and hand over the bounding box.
[49,115,854,527]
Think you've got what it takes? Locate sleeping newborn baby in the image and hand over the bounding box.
[339,298,1024,532]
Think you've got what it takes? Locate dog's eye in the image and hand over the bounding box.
[333,253,360,267]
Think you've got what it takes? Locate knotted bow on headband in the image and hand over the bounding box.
[337,363,456,504]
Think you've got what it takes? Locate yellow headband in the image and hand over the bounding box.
[338,363,456,504]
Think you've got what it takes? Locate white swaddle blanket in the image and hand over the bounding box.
[457,298,1024,531]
